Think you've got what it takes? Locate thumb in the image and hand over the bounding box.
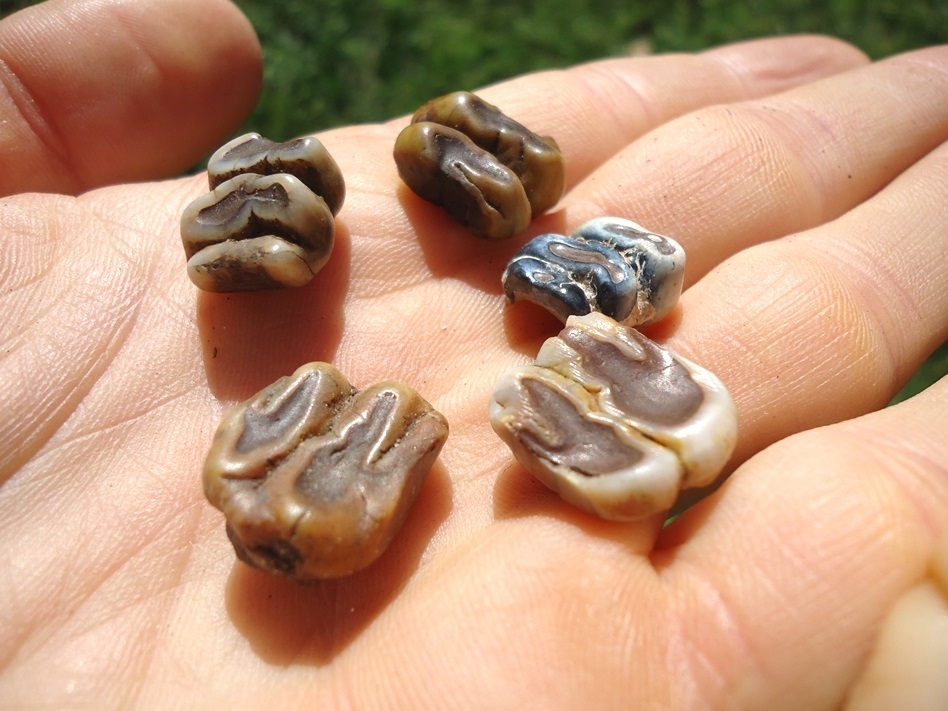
[0,0,262,196]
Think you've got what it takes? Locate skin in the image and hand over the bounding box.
[0,1,946,708]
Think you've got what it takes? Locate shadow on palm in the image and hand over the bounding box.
[224,457,452,666]
[196,221,352,402]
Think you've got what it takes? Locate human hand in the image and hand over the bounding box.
[1,1,946,708]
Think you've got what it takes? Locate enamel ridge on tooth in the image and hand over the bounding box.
[208,132,345,217]
[203,362,449,581]
[181,132,345,291]
[181,173,335,292]
[394,91,564,239]
[489,312,737,521]
[502,217,686,327]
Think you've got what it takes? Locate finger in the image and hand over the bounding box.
[0,0,261,196]
[474,35,867,193]
[561,45,948,284]
[843,567,948,710]
[657,375,948,709]
[667,132,948,468]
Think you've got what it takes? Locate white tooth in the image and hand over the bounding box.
[490,311,737,521]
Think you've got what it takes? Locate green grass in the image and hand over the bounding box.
[891,340,948,405]
[233,0,948,137]
[1,0,946,398]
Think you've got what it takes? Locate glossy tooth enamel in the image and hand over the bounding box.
[490,312,737,521]
[203,362,449,581]
[503,217,686,326]
[394,91,564,239]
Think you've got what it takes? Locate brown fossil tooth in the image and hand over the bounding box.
[181,173,334,292]
[203,362,449,581]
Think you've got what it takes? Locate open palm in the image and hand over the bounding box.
[1,1,946,708]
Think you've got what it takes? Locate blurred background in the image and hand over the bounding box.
[240,0,944,138]
[237,0,948,139]
[1,0,946,395]
[3,0,947,136]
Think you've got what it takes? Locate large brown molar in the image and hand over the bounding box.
[203,362,449,581]
[489,312,737,521]
[394,91,564,239]
[393,123,531,240]
[410,91,564,217]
